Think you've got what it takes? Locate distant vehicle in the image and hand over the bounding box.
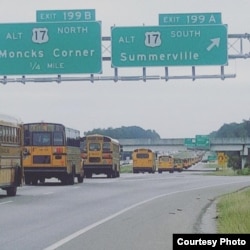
[183,158,192,169]
[80,134,121,178]
[132,148,156,173]
[172,151,202,171]
[173,157,184,172]
[157,155,174,173]
[22,122,84,185]
[0,114,23,196]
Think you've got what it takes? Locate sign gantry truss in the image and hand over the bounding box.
[228,33,250,59]
[0,33,249,84]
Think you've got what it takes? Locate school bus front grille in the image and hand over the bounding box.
[33,155,51,164]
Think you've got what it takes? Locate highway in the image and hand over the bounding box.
[1,163,250,250]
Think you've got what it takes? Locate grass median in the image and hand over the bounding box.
[205,163,250,233]
[217,187,250,233]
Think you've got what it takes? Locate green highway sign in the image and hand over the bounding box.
[36,9,96,22]
[0,22,102,75]
[195,135,210,149]
[184,138,196,148]
[111,25,228,67]
[159,12,221,26]
[208,155,217,162]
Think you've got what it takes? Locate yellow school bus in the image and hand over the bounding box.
[80,134,121,178]
[0,114,23,196]
[23,122,84,185]
[183,158,192,169]
[158,155,174,173]
[132,148,156,173]
[173,157,184,172]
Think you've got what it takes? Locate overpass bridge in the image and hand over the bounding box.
[119,137,250,168]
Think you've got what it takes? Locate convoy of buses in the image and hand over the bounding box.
[0,114,202,196]
[132,148,202,174]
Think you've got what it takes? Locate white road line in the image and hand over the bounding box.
[44,179,250,250]
[43,192,54,195]
[0,200,13,205]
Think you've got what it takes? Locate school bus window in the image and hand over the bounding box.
[103,142,111,152]
[67,138,80,147]
[80,141,87,153]
[137,153,149,159]
[15,128,18,143]
[5,127,8,142]
[9,127,13,142]
[10,127,14,142]
[53,132,64,146]
[0,126,3,142]
[89,143,101,151]
[7,127,10,142]
[15,128,20,143]
[11,127,14,142]
[13,128,17,143]
[15,128,19,142]
[33,132,51,146]
[24,130,31,145]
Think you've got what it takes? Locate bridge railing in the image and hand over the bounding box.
[210,137,250,145]
[119,138,184,146]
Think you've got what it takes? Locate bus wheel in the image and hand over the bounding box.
[68,167,75,185]
[77,175,84,183]
[39,178,45,184]
[68,174,74,185]
[61,177,67,185]
[31,178,38,185]
[25,176,31,185]
[112,169,117,178]
[14,166,22,186]
[6,187,17,196]
[86,173,92,178]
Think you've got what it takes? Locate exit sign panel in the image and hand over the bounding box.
[111,25,228,67]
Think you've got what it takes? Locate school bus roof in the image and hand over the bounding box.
[0,114,21,127]
[82,134,120,144]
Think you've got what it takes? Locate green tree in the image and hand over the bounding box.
[84,126,161,139]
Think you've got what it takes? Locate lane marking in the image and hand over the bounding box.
[0,200,13,205]
[44,179,250,250]
[43,192,54,195]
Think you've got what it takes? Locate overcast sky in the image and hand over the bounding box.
[1,0,250,138]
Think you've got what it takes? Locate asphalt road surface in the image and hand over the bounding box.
[1,164,250,250]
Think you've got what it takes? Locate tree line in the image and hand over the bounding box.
[84,120,250,140]
[84,126,161,139]
[210,119,250,138]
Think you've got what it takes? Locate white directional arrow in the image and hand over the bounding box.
[207,38,220,51]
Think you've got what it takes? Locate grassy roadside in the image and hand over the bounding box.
[206,163,250,233]
[120,164,133,173]
[216,187,250,233]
